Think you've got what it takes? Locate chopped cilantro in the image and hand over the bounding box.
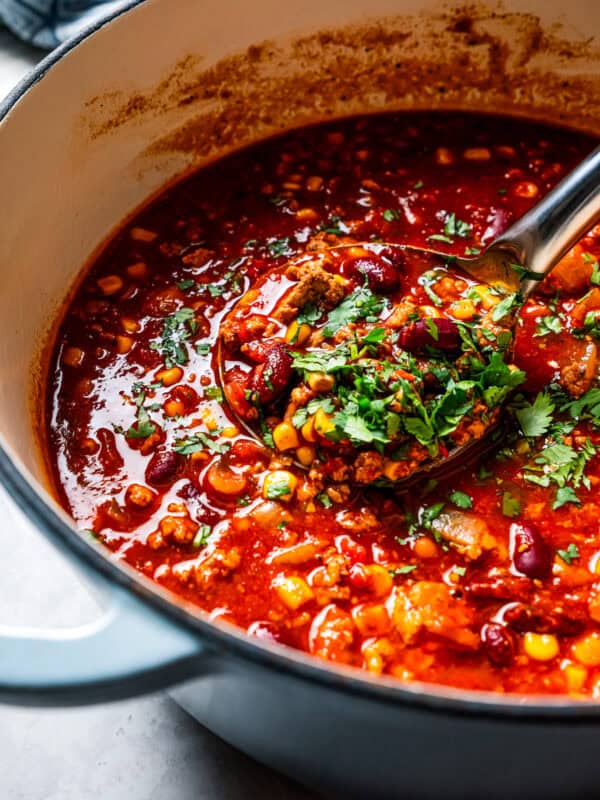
[318,492,333,509]
[391,564,418,576]
[196,341,211,356]
[443,212,472,239]
[267,237,294,257]
[192,524,212,549]
[296,302,322,326]
[501,491,521,518]
[150,307,197,368]
[524,438,596,491]
[515,392,555,438]
[317,215,350,236]
[553,486,581,510]
[363,327,386,345]
[453,566,467,576]
[535,314,563,337]
[448,490,472,509]
[491,292,521,322]
[420,271,443,306]
[557,542,580,565]
[420,502,446,529]
[382,208,401,222]
[205,387,224,402]
[424,318,439,342]
[265,480,292,499]
[322,284,386,337]
[176,279,197,291]
[173,433,230,455]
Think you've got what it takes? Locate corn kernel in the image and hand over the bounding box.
[63,347,84,367]
[301,416,317,443]
[221,426,239,438]
[564,662,588,692]
[306,176,323,191]
[285,320,312,346]
[463,147,491,161]
[97,275,124,296]
[314,408,335,438]
[307,372,335,392]
[121,317,140,333]
[263,470,298,502]
[435,147,455,165]
[296,208,319,221]
[273,575,314,610]
[572,632,600,667]
[352,603,391,637]
[296,445,316,466]
[155,366,183,387]
[524,632,559,662]
[164,399,185,417]
[130,226,158,242]
[366,564,394,598]
[273,421,300,451]
[451,299,477,320]
[495,145,516,158]
[362,637,394,674]
[382,460,409,482]
[126,261,148,279]
[470,285,499,310]
[115,335,133,354]
[414,537,438,559]
[513,181,539,199]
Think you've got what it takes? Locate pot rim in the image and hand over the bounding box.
[2,0,600,721]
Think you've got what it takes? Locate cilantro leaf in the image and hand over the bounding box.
[173,433,230,455]
[448,490,472,509]
[502,491,521,518]
[391,564,418,576]
[515,392,555,438]
[322,285,386,337]
[192,524,212,549]
[557,542,580,564]
[553,487,581,510]
[491,292,521,322]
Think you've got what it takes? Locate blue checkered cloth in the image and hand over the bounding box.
[0,0,131,49]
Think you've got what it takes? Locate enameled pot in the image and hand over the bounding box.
[2,1,600,797]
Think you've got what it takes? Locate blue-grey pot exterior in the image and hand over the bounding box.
[171,658,597,800]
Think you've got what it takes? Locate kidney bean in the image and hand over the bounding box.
[399,318,461,353]
[465,574,532,602]
[96,427,124,476]
[481,622,514,667]
[510,523,552,579]
[251,343,293,404]
[344,254,400,293]
[229,438,269,465]
[503,603,585,637]
[146,448,180,487]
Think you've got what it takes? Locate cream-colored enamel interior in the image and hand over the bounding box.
[0,0,599,497]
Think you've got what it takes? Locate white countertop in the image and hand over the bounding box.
[0,26,317,800]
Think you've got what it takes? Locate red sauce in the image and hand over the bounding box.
[45,112,600,695]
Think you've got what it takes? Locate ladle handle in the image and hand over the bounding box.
[491,145,600,298]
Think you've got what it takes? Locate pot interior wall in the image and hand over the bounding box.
[0,0,599,499]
